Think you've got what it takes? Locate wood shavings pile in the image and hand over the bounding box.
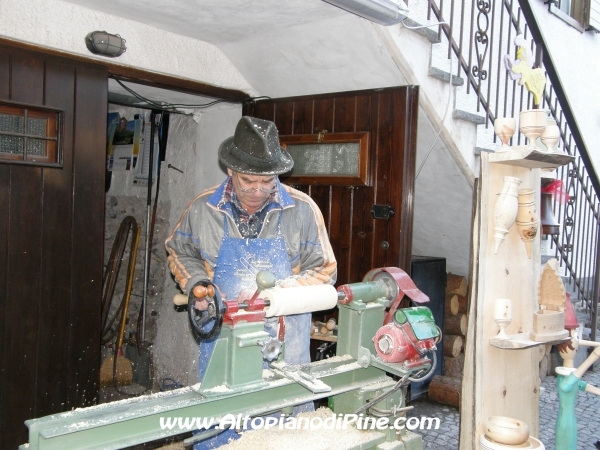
[218,407,385,450]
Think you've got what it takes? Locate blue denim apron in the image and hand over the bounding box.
[195,213,312,449]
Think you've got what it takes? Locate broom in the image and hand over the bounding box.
[100,220,140,388]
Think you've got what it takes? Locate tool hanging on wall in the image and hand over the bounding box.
[100,216,140,388]
[139,111,170,343]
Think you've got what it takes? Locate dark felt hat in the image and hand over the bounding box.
[218,116,294,175]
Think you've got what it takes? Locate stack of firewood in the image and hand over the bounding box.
[428,273,468,409]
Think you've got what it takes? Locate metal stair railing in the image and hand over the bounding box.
[425,0,600,337]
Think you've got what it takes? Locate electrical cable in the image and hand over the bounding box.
[400,19,447,29]
[111,76,271,113]
[354,374,411,415]
[413,20,454,180]
[408,350,437,382]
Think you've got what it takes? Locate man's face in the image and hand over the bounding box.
[228,169,276,213]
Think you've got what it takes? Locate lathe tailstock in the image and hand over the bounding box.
[22,267,439,450]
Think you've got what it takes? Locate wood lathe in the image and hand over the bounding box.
[22,267,440,450]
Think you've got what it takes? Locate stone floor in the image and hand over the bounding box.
[411,361,600,450]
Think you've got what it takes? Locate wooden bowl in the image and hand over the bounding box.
[483,416,530,445]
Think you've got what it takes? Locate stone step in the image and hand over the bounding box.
[452,109,486,124]
[401,17,442,44]
[427,66,464,86]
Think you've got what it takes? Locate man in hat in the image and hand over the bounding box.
[165,116,337,447]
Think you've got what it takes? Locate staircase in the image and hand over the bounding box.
[383,0,600,337]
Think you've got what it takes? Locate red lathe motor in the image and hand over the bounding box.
[373,306,440,371]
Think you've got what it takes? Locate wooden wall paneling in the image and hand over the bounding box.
[354,93,372,175]
[1,51,45,449]
[386,90,408,269]
[273,101,294,135]
[0,45,10,442]
[398,88,419,272]
[67,65,107,408]
[291,99,313,134]
[347,93,374,283]
[247,100,273,121]
[3,169,43,448]
[332,95,357,133]
[310,185,331,222]
[349,185,372,283]
[36,61,75,417]
[11,52,44,103]
[371,91,397,269]
[0,47,9,98]
[329,186,352,285]
[0,166,8,442]
[308,97,335,262]
[328,94,356,285]
[312,97,334,134]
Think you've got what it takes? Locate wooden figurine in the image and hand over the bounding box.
[555,344,600,449]
[503,34,546,107]
[531,258,569,342]
[557,293,580,370]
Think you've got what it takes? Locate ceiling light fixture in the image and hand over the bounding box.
[85,31,127,57]
[322,0,409,25]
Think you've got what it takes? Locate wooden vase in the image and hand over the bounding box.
[515,188,539,259]
[493,176,521,254]
[540,118,561,153]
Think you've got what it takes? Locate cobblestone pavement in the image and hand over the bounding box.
[409,367,600,449]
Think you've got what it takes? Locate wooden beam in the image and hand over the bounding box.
[0,37,251,102]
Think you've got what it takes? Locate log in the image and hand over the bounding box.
[445,313,467,336]
[457,294,469,314]
[443,334,463,357]
[428,375,461,408]
[446,273,468,297]
[445,294,459,316]
[444,353,465,380]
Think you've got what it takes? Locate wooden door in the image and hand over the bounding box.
[244,86,419,285]
[0,44,107,449]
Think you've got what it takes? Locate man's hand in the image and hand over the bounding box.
[194,297,209,311]
[190,284,219,311]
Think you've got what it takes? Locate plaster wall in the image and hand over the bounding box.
[0,0,257,95]
[530,0,600,170]
[153,105,241,388]
[218,14,409,98]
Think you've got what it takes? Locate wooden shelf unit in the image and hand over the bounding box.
[459,147,573,449]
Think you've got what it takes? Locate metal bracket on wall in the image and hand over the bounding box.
[371,205,395,220]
